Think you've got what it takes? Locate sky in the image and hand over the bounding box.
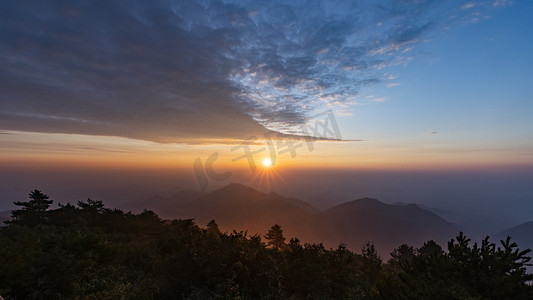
[1,0,532,223]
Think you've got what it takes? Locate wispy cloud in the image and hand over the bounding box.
[462,2,477,10]
[370,96,387,103]
[0,0,505,144]
[492,0,513,8]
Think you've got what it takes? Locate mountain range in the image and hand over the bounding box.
[122,188,204,219]
[3,183,530,257]
[126,183,465,256]
[306,199,459,254]
[417,204,517,240]
[495,221,533,252]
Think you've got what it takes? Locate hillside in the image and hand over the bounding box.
[174,183,319,237]
[125,184,463,256]
[307,198,459,255]
[122,189,204,218]
[495,221,533,251]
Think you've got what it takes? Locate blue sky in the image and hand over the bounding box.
[341,1,533,165]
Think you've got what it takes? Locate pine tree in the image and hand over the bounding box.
[8,189,53,226]
[264,224,286,250]
[206,219,221,235]
[77,198,105,211]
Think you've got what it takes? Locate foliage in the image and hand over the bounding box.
[7,190,54,227]
[1,190,532,299]
[264,224,287,250]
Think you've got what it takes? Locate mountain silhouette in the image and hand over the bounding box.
[495,221,533,250]
[176,183,319,237]
[306,198,459,256]
[123,189,204,218]
[416,204,516,240]
[495,221,533,273]
[128,183,460,256]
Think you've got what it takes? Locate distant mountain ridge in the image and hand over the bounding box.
[122,189,204,218]
[174,183,319,238]
[306,197,459,255]
[494,221,533,273]
[130,183,460,256]
[495,221,533,250]
[414,203,516,239]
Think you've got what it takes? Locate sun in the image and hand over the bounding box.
[262,157,272,168]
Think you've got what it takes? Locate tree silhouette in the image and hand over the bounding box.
[8,189,53,227]
[264,224,286,250]
[77,198,105,211]
[359,242,382,297]
[206,219,221,235]
[2,190,533,299]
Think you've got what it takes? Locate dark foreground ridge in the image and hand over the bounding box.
[1,189,532,299]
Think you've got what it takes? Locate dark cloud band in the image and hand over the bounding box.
[0,0,487,143]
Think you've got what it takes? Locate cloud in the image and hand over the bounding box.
[0,0,495,144]
[462,2,476,10]
[492,0,513,8]
[370,96,386,103]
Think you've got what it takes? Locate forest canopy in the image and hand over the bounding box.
[1,190,532,299]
